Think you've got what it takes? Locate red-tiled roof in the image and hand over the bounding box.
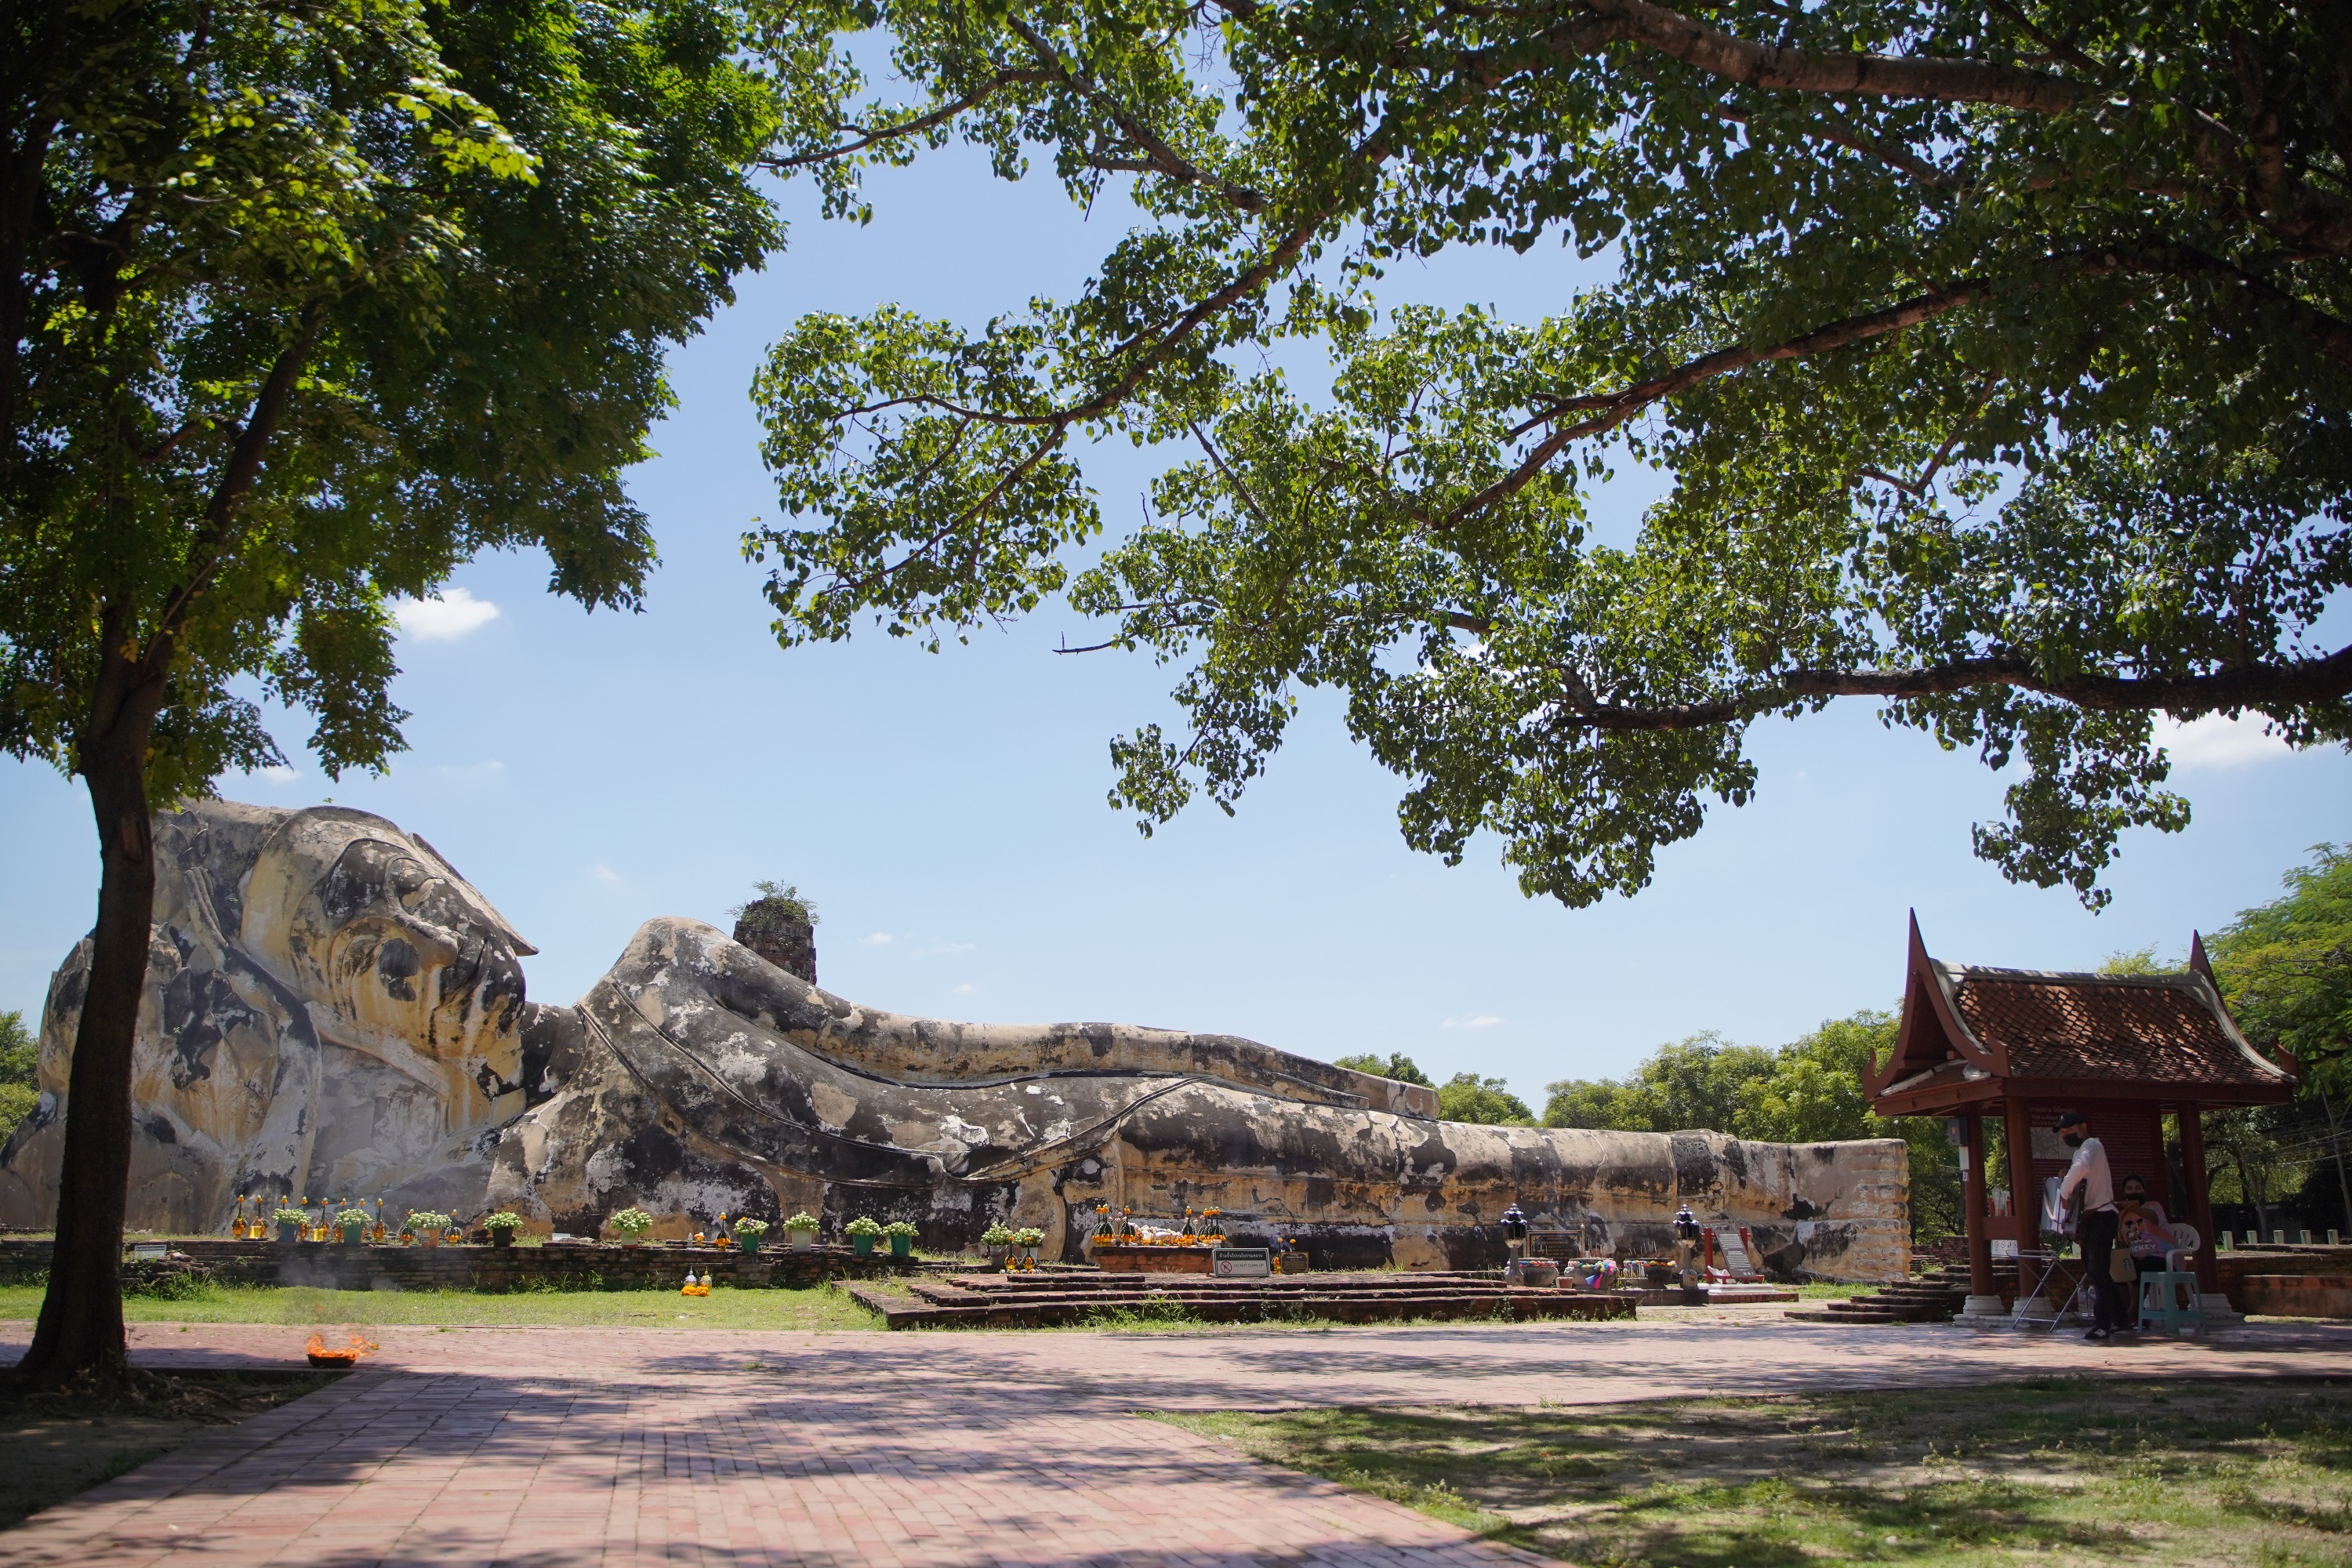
[1942,967,2288,1088]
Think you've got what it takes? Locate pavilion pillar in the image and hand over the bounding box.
[2177,1102,2220,1295]
[2002,1096,2041,1305]
[1960,1112,1994,1301]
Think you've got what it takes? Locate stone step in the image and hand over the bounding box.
[981,1269,1507,1293]
[1783,1307,1906,1325]
[845,1283,1638,1330]
[927,1284,1617,1312]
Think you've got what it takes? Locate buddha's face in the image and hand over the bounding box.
[241,808,533,1063]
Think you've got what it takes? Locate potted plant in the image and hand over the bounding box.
[606,1207,655,1247]
[272,1206,308,1245]
[783,1212,819,1251]
[883,1219,919,1259]
[336,1207,370,1246]
[1013,1226,1044,1265]
[980,1221,1014,1265]
[482,1212,524,1249]
[845,1214,884,1258]
[731,1216,771,1255]
[408,1210,451,1248]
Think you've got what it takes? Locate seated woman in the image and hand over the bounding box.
[2119,1174,2176,1283]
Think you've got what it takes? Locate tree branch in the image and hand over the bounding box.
[1004,16,1268,214]
[147,314,318,656]
[1461,244,2352,528]
[1467,279,1991,524]
[1579,0,2089,113]
[1542,645,2352,733]
[760,74,1052,172]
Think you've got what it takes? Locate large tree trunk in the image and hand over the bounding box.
[16,632,165,1388]
[2321,1091,2352,1236]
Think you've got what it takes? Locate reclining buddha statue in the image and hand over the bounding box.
[0,800,1908,1279]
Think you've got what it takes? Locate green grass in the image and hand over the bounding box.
[1156,1377,2352,1566]
[0,1281,884,1330]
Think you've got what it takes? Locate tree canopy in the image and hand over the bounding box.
[4,0,788,797]
[0,1012,34,1142]
[1332,1051,1436,1087]
[2209,844,2352,1095]
[750,0,2351,908]
[1436,1072,1537,1124]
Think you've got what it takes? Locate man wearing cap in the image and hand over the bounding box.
[2054,1109,2126,1340]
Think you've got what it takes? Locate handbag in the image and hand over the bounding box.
[2110,1242,2138,1283]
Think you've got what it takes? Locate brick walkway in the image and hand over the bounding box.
[4,1313,2348,1566]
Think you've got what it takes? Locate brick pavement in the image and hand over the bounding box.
[2,1312,2348,1566]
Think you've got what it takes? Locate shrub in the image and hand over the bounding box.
[604,1207,654,1237]
[844,1215,884,1237]
[123,1265,215,1301]
[782,1211,820,1231]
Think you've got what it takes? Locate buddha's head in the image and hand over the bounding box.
[240,807,533,1071]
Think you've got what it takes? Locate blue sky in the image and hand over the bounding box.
[2,140,2345,1109]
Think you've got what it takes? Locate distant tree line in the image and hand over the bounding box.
[2202,845,2352,1238]
[0,1012,32,1138]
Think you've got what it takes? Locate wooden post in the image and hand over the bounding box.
[2004,1097,2041,1304]
[1961,1111,1994,1299]
[2177,1102,2220,1294]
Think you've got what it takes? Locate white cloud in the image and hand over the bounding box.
[257,764,300,785]
[591,864,622,885]
[393,587,500,641]
[920,942,976,956]
[861,931,895,946]
[2156,713,2292,771]
[1442,1014,1504,1030]
[953,983,975,996]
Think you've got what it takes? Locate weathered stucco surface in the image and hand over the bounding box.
[1,801,1910,1280]
[0,802,531,1225]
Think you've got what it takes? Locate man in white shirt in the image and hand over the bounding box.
[2054,1109,2126,1339]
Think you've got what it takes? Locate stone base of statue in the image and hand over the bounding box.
[1092,1243,1218,1274]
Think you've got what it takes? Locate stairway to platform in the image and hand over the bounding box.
[846,1267,1639,1330]
[1783,1262,1982,1326]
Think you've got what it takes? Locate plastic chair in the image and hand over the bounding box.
[2138,1222,2204,1334]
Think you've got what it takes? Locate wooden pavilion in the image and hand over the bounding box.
[1867,915,2297,1307]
